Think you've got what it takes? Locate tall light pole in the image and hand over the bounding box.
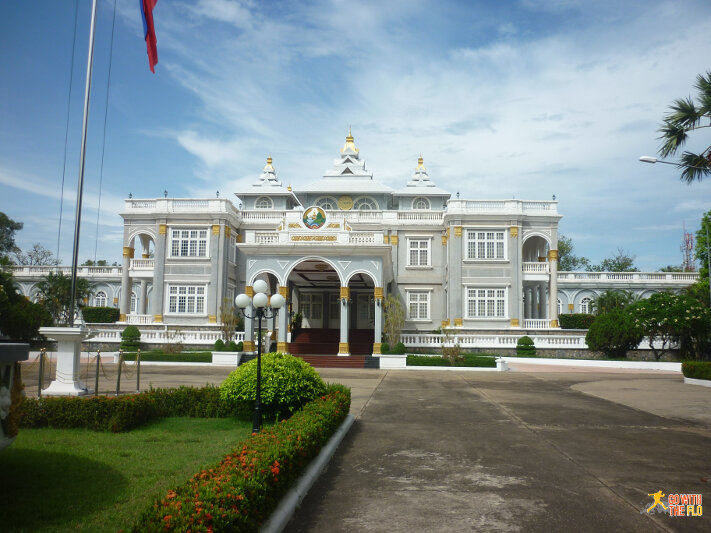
[639,156,711,304]
[235,279,284,433]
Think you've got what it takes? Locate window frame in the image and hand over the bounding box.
[465,286,508,319]
[169,228,209,259]
[166,284,207,316]
[412,197,430,210]
[94,290,107,307]
[580,296,593,314]
[353,196,379,210]
[407,237,432,268]
[255,196,273,209]
[316,196,338,210]
[465,229,507,261]
[406,289,431,321]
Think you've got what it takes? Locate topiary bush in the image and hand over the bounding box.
[228,340,240,351]
[516,336,536,356]
[392,342,406,354]
[220,352,327,422]
[585,309,643,359]
[214,339,226,351]
[81,306,120,323]
[380,342,390,354]
[120,325,141,350]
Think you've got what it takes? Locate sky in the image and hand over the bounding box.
[1,0,710,271]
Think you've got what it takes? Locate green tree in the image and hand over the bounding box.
[35,272,93,325]
[589,248,639,272]
[0,270,52,340]
[659,265,684,272]
[585,309,643,359]
[0,212,23,264]
[658,71,711,183]
[14,243,59,266]
[383,294,405,346]
[591,289,637,315]
[557,234,591,271]
[696,210,710,281]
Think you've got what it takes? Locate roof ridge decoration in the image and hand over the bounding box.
[254,155,283,187]
[406,154,436,187]
[323,129,374,180]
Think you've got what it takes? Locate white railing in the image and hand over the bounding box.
[396,211,445,223]
[349,232,375,244]
[339,210,383,223]
[255,232,279,244]
[523,319,551,329]
[558,272,699,283]
[126,314,154,324]
[124,198,240,217]
[522,262,549,273]
[130,259,154,270]
[241,211,288,222]
[400,333,586,349]
[446,199,558,214]
[6,265,122,277]
[87,328,246,345]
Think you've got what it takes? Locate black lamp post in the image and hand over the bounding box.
[235,279,284,433]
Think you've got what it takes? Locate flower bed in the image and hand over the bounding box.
[681,361,711,381]
[19,386,231,432]
[131,384,351,532]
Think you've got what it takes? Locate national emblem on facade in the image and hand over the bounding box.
[303,206,326,229]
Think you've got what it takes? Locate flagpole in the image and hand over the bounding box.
[69,0,98,327]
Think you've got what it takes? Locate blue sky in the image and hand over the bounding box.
[1,0,710,270]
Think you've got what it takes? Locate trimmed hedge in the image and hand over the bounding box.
[406,354,497,367]
[122,350,212,363]
[559,314,595,329]
[82,306,120,323]
[19,385,232,432]
[407,355,450,366]
[682,361,711,381]
[516,336,536,356]
[121,325,141,349]
[132,384,351,532]
[213,340,243,352]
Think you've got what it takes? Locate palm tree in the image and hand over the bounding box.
[658,71,711,183]
[36,272,93,325]
[590,289,637,316]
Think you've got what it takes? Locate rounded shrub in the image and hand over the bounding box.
[227,340,239,351]
[392,342,406,354]
[214,339,226,351]
[380,342,390,354]
[220,352,327,421]
[120,325,141,350]
[516,336,536,356]
[586,309,643,359]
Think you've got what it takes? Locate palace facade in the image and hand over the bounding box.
[9,133,699,354]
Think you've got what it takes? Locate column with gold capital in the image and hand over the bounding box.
[119,246,134,321]
[242,285,255,353]
[548,249,559,328]
[339,286,350,355]
[277,286,289,353]
[373,287,383,354]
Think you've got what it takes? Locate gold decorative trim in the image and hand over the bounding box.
[208,315,217,323]
[446,227,450,238]
[277,342,288,353]
[159,224,167,235]
[441,319,450,328]
[113,297,119,305]
[550,319,559,328]
[374,287,383,299]
[390,235,399,245]
[212,224,220,236]
[568,304,574,311]
[383,235,389,244]
[291,235,337,242]
[338,195,354,210]
[340,287,350,299]
[441,235,448,245]
[279,286,289,298]
[225,227,231,238]
[243,340,255,352]
[142,253,150,258]
[153,315,163,323]
[236,234,243,243]
[327,223,341,229]
[338,342,350,354]
[454,318,463,327]
[454,226,462,237]
[245,286,254,297]
[372,342,382,355]
[123,247,134,258]
[510,318,520,327]
[288,222,301,228]
[548,249,558,260]
[510,227,519,238]
[119,314,126,322]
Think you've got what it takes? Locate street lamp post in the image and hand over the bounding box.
[235,279,284,434]
[639,156,711,305]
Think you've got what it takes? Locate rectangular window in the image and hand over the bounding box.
[408,238,431,266]
[300,293,322,320]
[407,291,430,320]
[167,285,206,315]
[466,288,506,318]
[466,230,505,260]
[170,229,208,258]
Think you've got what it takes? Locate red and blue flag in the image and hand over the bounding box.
[140,0,158,73]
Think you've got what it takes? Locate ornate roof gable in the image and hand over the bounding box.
[323,129,374,180]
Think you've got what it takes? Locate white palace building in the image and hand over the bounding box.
[10,132,699,354]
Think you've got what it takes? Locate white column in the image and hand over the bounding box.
[119,246,133,320]
[243,286,255,353]
[277,287,289,353]
[548,250,559,327]
[339,286,350,355]
[139,280,148,315]
[373,287,383,354]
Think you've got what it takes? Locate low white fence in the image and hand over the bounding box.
[87,328,246,345]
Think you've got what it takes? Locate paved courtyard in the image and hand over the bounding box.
[18,358,711,532]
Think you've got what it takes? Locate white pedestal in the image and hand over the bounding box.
[39,326,91,396]
[212,352,242,366]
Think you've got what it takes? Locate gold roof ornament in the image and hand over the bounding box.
[341,126,359,154]
[267,155,273,165]
[416,154,426,171]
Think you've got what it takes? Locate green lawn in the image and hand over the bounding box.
[0,417,252,532]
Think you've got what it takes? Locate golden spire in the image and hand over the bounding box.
[267,154,273,165]
[416,154,426,171]
[341,126,359,153]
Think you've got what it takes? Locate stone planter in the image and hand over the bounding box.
[212,351,242,366]
[0,343,29,451]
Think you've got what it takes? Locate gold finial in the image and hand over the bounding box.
[416,154,426,171]
[267,155,272,165]
[346,125,354,143]
[341,126,358,153]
